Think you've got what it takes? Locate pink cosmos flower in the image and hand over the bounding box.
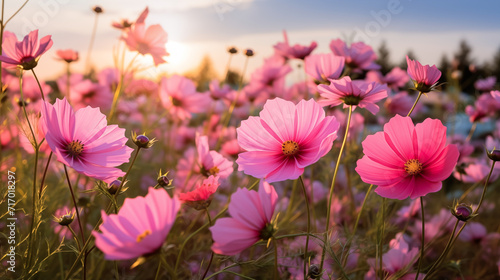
[0,30,53,70]
[273,30,317,60]
[465,93,499,123]
[93,187,180,260]
[475,77,496,92]
[366,67,409,90]
[69,79,114,111]
[125,78,158,97]
[159,75,211,120]
[384,91,423,117]
[356,115,459,200]
[236,98,339,183]
[365,233,424,280]
[56,49,79,63]
[210,180,278,255]
[317,76,388,115]
[247,55,292,100]
[459,222,487,242]
[175,134,233,189]
[491,90,500,104]
[329,39,379,72]
[304,53,345,83]
[121,21,168,66]
[112,7,148,30]
[40,98,133,183]
[179,175,220,210]
[406,56,441,93]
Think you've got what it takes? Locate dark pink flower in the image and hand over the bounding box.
[121,22,169,66]
[273,30,317,60]
[236,98,339,183]
[0,30,53,70]
[356,115,459,200]
[491,90,500,104]
[329,39,379,72]
[93,187,180,260]
[179,175,220,210]
[40,98,133,183]
[406,56,441,93]
[210,180,278,255]
[317,76,388,115]
[384,91,423,116]
[366,67,409,90]
[56,49,79,63]
[304,53,345,83]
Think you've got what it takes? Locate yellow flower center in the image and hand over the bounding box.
[136,230,151,243]
[282,140,299,156]
[404,159,423,175]
[208,166,219,176]
[67,140,84,157]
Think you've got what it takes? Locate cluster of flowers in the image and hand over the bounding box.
[1,6,500,280]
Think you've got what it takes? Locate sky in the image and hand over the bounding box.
[5,0,500,81]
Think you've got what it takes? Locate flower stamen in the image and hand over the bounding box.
[404,159,423,175]
[136,230,151,243]
[67,140,84,158]
[282,140,299,156]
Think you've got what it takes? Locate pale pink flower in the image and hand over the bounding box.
[465,93,499,123]
[366,67,409,90]
[475,77,496,92]
[125,78,158,96]
[330,39,379,72]
[356,115,459,199]
[55,49,79,63]
[6,74,52,103]
[454,157,500,183]
[273,30,317,60]
[304,53,345,83]
[40,98,133,183]
[93,187,180,260]
[317,76,388,115]
[365,233,422,280]
[406,56,441,93]
[0,30,53,70]
[459,222,487,242]
[69,79,114,111]
[236,98,339,183]
[112,6,148,29]
[210,180,278,255]
[121,22,169,66]
[247,55,292,100]
[208,79,232,100]
[491,90,500,104]
[384,91,423,116]
[159,75,211,120]
[179,175,220,210]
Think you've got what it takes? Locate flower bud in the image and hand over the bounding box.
[132,132,156,149]
[92,6,103,13]
[108,180,122,195]
[451,203,476,222]
[156,170,172,188]
[487,148,500,162]
[227,47,238,54]
[54,212,75,226]
[308,264,321,279]
[244,49,254,57]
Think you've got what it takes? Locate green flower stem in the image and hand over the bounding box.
[320,105,352,273]
[465,121,477,142]
[273,238,279,280]
[201,210,215,279]
[38,152,53,199]
[414,197,425,280]
[113,146,142,212]
[31,69,45,101]
[299,176,311,278]
[407,91,423,117]
[423,219,459,280]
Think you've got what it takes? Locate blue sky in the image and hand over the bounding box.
[6,0,500,79]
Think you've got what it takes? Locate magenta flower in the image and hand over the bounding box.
[159,75,211,120]
[356,115,459,200]
[366,67,409,90]
[317,76,388,115]
[179,175,220,210]
[40,98,133,183]
[121,21,168,66]
[475,77,496,92]
[0,30,53,70]
[406,56,441,93]
[93,187,180,260]
[329,39,379,72]
[492,90,500,104]
[236,98,339,183]
[304,53,345,83]
[273,30,317,60]
[210,180,278,255]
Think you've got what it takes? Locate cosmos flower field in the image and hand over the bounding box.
[1,4,500,280]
